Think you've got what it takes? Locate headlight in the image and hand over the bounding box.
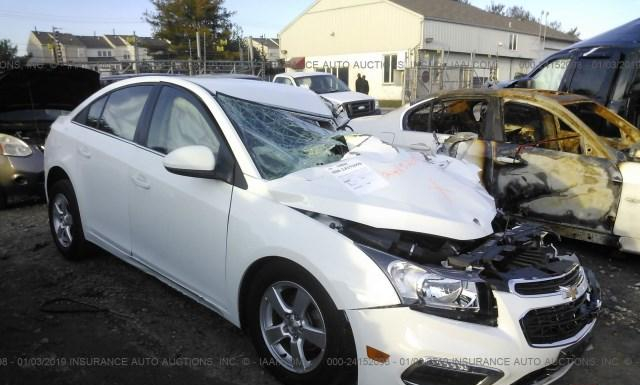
[374,99,380,110]
[0,134,33,157]
[359,244,497,325]
[388,260,479,311]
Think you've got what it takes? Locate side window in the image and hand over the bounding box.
[101,86,153,141]
[503,102,547,144]
[567,57,619,104]
[145,86,221,156]
[531,58,570,90]
[274,77,293,86]
[406,102,431,132]
[565,102,620,138]
[73,96,107,129]
[430,99,488,136]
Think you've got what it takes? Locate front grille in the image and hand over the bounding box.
[520,292,598,346]
[514,265,582,295]
[346,100,374,118]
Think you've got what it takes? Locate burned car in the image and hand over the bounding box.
[46,77,599,385]
[0,65,99,208]
[350,88,640,254]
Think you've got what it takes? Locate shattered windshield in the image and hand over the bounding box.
[295,75,350,94]
[216,93,349,180]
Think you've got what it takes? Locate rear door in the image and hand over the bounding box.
[72,85,154,255]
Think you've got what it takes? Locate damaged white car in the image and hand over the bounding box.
[45,77,600,385]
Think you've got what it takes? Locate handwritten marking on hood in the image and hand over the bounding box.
[327,158,389,195]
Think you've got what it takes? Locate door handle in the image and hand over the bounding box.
[131,174,151,190]
[77,145,91,159]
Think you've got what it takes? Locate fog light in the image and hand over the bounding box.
[401,359,503,385]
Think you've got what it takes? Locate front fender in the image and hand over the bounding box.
[224,185,400,327]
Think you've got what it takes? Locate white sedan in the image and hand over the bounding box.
[45,77,599,385]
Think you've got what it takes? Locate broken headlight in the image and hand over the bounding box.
[360,244,497,325]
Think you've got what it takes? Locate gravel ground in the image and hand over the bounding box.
[1,203,639,385]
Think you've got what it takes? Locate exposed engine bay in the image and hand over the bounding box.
[303,210,579,292]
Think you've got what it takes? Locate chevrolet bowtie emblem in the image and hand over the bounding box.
[559,285,578,301]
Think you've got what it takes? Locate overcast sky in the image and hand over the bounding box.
[1,0,637,55]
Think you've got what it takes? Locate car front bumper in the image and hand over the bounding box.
[345,275,599,385]
[0,149,45,203]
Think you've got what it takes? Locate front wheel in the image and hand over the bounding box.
[246,262,357,385]
[48,180,89,260]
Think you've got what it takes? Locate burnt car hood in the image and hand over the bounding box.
[0,65,100,114]
[267,136,496,241]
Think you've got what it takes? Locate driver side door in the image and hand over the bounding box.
[487,100,623,234]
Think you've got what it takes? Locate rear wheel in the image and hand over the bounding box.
[246,261,357,385]
[48,180,88,260]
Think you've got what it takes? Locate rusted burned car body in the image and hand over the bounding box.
[350,88,640,254]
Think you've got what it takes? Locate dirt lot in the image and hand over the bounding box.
[1,203,639,385]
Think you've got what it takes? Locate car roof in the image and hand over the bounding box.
[108,76,333,119]
[281,72,334,79]
[428,88,595,105]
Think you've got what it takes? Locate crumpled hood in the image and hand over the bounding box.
[267,136,496,240]
[321,91,374,105]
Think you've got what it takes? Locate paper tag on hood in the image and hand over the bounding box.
[326,157,389,195]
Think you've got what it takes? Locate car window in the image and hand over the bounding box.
[430,99,488,136]
[100,86,153,141]
[565,102,620,138]
[73,96,107,129]
[146,86,221,156]
[567,57,619,105]
[274,77,293,86]
[531,58,570,90]
[503,102,547,144]
[406,102,431,132]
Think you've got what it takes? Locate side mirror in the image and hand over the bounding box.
[163,145,217,179]
[514,78,533,89]
[442,132,478,159]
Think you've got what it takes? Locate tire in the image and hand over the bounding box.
[48,179,89,260]
[246,261,357,385]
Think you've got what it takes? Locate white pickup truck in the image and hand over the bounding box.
[274,71,380,118]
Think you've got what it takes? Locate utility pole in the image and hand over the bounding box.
[203,31,207,74]
[196,31,201,74]
[542,12,549,52]
[133,31,139,74]
[187,34,193,76]
[248,36,254,75]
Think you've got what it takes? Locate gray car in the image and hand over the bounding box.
[0,65,99,208]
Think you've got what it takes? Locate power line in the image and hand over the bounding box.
[0,10,146,24]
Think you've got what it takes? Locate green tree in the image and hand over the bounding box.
[0,39,18,63]
[145,0,234,59]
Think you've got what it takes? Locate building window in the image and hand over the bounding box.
[108,51,112,56]
[384,54,397,83]
[509,34,518,51]
[98,51,102,57]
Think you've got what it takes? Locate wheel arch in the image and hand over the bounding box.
[46,166,72,201]
[238,256,321,331]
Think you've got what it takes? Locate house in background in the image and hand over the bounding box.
[246,37,281,64]
[27,31,169,67]
[279,0,579,102]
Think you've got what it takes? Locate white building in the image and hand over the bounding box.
[280,0,578,101]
